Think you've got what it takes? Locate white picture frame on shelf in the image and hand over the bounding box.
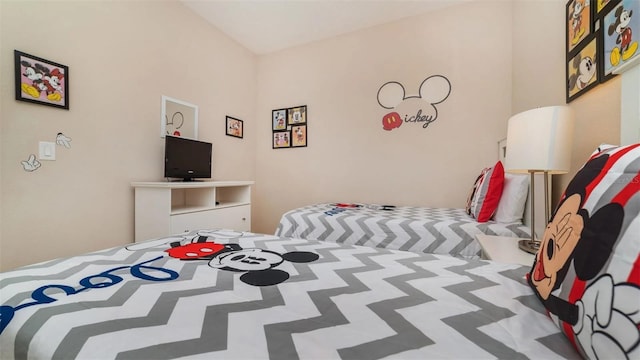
[161,95,198,139]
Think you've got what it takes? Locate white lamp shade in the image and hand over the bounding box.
[505,106,575,174]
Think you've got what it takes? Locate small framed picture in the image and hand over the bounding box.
[272,131,291,149]
[287,105,307,125]
[566,0,592,55]
[272,108,287,130]
[291,125,307,147]
[14,50,69,110]
[567,33,599,103]
[601,0,639,77]
[226,116,243,138]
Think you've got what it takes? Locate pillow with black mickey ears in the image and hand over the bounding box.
[527,143,640,359]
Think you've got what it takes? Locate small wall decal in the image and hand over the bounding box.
[56,132,72,148]
[377,75,451,131]
[21,154,41,172]
[161,96,198,139]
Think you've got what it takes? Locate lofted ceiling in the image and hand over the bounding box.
[179,0,469,54]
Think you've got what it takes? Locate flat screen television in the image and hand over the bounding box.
[164,135,212,181]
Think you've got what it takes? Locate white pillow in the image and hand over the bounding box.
[591,143,618,155]
[493,173,529,223]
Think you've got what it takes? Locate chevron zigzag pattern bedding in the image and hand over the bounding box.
[0,230,576,359]
[275,204,531,259]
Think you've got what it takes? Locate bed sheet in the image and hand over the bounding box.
[0,230,574,360]
[276,204,531,259]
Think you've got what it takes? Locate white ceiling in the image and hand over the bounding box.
[180,0,469,54]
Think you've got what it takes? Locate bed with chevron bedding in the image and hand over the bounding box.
[0,229,574,359]
[275,203,531,259]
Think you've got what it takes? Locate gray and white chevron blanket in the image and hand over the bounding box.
[0,230,575,360]
[276,204,531,259]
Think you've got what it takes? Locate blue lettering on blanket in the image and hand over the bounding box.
[324,208,347,216]
[0,255,177,334]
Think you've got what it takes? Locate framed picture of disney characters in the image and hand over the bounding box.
[567,33,600,103]
[271,105,308,149]
[14,50,69,110]
[601,0,639,77]
[566,0,592,54]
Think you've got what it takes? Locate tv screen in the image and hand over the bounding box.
[164,135,212,181]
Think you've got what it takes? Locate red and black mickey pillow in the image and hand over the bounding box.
[527,143,640,359]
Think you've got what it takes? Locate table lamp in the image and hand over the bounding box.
[504,106,575,254]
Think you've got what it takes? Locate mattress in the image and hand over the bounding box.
[276,203,531,259]
[0,230,575,359]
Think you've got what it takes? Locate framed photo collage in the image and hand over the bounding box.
[566,0,639,102]
[272,105,307,149]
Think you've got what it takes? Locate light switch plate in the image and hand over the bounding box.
[39,141,56,161]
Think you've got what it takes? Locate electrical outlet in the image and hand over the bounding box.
[39,141,56,161]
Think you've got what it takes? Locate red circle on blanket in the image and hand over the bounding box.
[165,242,225,259]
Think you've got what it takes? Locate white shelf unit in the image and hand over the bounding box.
[131,180,253,242]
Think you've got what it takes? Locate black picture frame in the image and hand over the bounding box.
[566,33,600,103]
[291,125,307,147]
[272,108,287,131]
[272,130,291,149]
[287,105,307,125]
[567,0,593,56]
[272,105,308,149]
[14,50,69,110]
[600,0,639,79]
[225,116,243,138]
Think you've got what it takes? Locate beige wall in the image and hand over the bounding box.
[254,1,515,233]
[0,0,257,271]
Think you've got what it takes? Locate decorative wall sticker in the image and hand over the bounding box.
[20,133,72,172]
[377,75,451,131]
[56,132,72,148]
[14,50,69,110]
[21,154,41,172]
[161,96,198,139]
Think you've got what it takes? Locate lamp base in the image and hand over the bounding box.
[518,239,540,255]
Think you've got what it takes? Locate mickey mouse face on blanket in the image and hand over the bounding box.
[208,248,319,286]
[162,236,320,286]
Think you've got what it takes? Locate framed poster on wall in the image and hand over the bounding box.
[567,33,600,102]
[601,0,639,77]
[14,50,69,110]
[272,105,308,149]
[566,0,592,54]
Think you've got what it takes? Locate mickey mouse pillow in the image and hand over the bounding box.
[527,143,640,359]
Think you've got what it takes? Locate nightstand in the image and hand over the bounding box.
[475,234,535,266]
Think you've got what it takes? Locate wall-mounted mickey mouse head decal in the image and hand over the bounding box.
[377,75,451,131]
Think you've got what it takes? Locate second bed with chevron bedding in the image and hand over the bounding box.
[275,203,531,259]
[0,229,575,359]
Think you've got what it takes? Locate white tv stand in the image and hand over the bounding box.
[131,180,253,242]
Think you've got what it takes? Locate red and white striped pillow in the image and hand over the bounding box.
[466,161,504,223]
[527,143,640,359]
